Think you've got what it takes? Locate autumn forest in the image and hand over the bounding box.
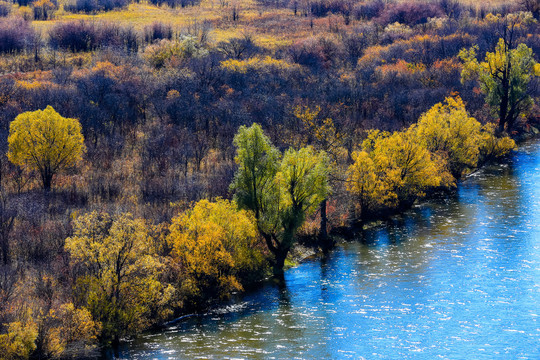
[0,0,538,358]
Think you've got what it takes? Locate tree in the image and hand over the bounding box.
[412,96,483,178]
[346,150,392,221]
[0,191,15,266]
[7,106,85,190]
[231,124,330,275]
[168,199,266,307]
[478,122,517,161]
[0,320,38,360]
[231,123,280,223]
[65,211,172,344]
[520,0,540,20]
[293,105,343,252]
[347,129,451,220]
[371,130,450,206]
[459,38,538,133]
[270,146,330,272]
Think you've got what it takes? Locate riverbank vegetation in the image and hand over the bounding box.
[0,0,538,357]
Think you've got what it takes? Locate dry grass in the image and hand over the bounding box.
[29,0,521,48]
[32,0,320,47]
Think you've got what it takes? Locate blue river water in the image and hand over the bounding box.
[118,139,540,359]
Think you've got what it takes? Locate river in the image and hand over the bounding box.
[117,139,540,359]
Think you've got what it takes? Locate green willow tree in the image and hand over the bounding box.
[231,124,330,275]
[459,38,538,133]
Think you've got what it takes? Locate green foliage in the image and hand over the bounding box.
[65,211,173,343]
[7,105,85,190]
[231,123,280,222]
[275,146,330,241]
[232,123,330,274]
[459,38,538,131]
[168,199,266,306]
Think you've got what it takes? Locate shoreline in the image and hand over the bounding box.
[115,132,539,352]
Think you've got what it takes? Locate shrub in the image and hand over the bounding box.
[49,21,137,52]
[289,37,342,70]
[143,22,173,44]
[149,0,201,8]
[144,37,208,68]
[49,21,99,52]
[0,17,34,54]
[0,1,10,17]
[64,0,128,13]
[310,0,351,18]
[376,2,444,27]
[438,0,463,19]
[353,0,384,20]
[95,22,138,52]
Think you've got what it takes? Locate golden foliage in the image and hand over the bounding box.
[65,211,172,342]
[347,97,517,219]
[7,105,85,189]
[168,199,266,304]
[221,56,299,73]
[479,122,517,159]
[413,96,483,177]
[46,303,101,357]
[0,320,38,360]
[293,105,343,155]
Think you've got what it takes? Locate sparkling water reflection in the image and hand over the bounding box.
[118,139,540,359]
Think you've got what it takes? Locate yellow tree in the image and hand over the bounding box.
[8,106,85,190]
[0,319,38,360]
[346,150,394,220]
[413,96,483,178]
[168,199,266,307]
[459,36,538,132]
[65,212,172,344]
[479,122,517,160]
[347,130,452,219]
[371,130,451,206]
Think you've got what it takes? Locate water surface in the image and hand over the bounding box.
[119,139,540,359]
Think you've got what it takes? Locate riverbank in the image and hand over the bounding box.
[112,132,538,354]
[117,136,540,359]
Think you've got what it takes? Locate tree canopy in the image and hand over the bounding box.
[168,198,266,306]
[232,123,330,275]
[65,211,172,343]
[7,106,85,190]
[459,38,538,133]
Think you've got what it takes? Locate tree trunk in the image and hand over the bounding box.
[0,238,8,266]
[273,251,286,276]
[319,199,334,253]
[41,169,53,191]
